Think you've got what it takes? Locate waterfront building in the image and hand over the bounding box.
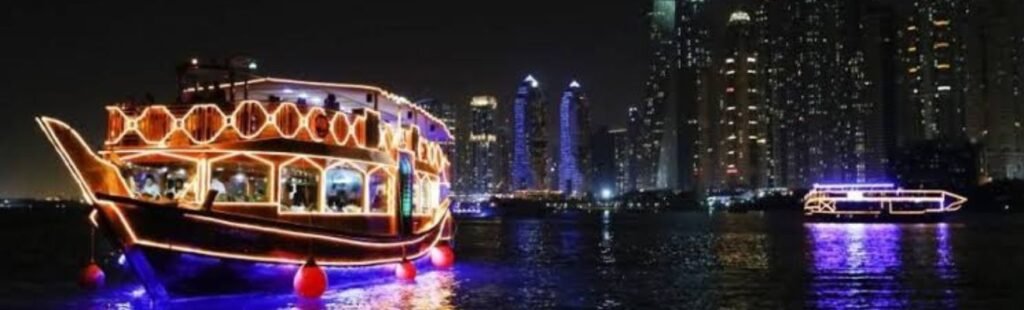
[464,96,500,195]
[626,105,641,192]
[968,0,1024,182]
[715,10,766,190]
[676,0,713,193]
[511,75,550,191]
[609,128,632,195]
[898,0,969,144]
[558,81,592,197]
[635,0,676,191]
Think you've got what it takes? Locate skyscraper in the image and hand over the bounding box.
[840,2,895,183]
[898,0,968,143]
[609,128,632,195]
[676,0,712,192]
[558,81,591,196]
[716,10,767,190]
[464,96,499,195]
[511,75,550,191]
[760,0,858,188]
[635,0,676,191]
[970,0,1024,181]
[626,105,641,192]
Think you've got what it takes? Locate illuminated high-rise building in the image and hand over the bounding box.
[609,128,632,195]
[758,0,851,188]
[676,0,712,193]
[898,0,968,143]
[511,75,550,191]
[626,105,641,192]
[716,10,767,190]
[463,96,499,195]
[558,81,591,196]
[970,0,1024,181]
[635,0,676,191]
[840,3,896,184]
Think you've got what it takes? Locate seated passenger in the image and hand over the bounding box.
[141,175,161,198]
[210,177,227,197]
[371,187,388,212]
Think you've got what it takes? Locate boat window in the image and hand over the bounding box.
[413,175,425,214]
[413,174,440,215]
[325,166,363,213]
[209,156,270,203]
[279,161,321,212]
[121,159,197,203]
[367,169,391,213]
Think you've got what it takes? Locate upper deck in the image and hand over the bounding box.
[182,77,452,142]
[103,77,452,162]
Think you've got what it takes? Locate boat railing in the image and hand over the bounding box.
[104,100,447,167]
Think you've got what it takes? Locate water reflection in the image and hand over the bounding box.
[297,271,457,310]
[161,270,459,309]
[19,212,1021,308]
[807,223,957,309]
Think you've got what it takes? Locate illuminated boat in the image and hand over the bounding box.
[450,195,501,222]
[37,58,455,298]
[803,183,966,220]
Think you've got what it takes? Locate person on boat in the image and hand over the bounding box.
[141,174,161,198]
[372,186,388,212]
[210,176,227,200]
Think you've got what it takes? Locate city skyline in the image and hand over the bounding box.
[5,0,1024,198]
[1,1,649,198]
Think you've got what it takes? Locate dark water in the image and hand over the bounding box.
[2,209,1024,309]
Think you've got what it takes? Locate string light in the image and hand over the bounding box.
[95,199,451,266]
[804,185,966,216]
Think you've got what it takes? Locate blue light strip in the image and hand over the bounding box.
[812,183,895,189]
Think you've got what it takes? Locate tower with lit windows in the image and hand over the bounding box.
[626,105,641,192]
[558,81,591,196]
[676,0,712,193]
[761,0,847,188]
[899,0,968,143]
[464,96,499,195]
[511,75,550,191]
[968,0,1024,181]
[716,10,766,190]
[635,0,676,191]
[609,128,632,195]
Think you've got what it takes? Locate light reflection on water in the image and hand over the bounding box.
[283,271,457,310]
[807,223,957,309]
[9,212,1024,308]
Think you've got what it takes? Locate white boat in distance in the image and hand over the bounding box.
[803,183,966,219]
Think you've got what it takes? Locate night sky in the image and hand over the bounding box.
[1,1,665,198]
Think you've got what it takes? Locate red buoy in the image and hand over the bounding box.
[78,263,105,289]
[430,244,455,269]
[293,258,327,298]
[395,259,417,281]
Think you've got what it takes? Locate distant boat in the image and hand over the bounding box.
[37,58,455,298]
[803,183,966,221]
[450,198,501,223]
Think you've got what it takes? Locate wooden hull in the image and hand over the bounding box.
[93,197,452,298]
